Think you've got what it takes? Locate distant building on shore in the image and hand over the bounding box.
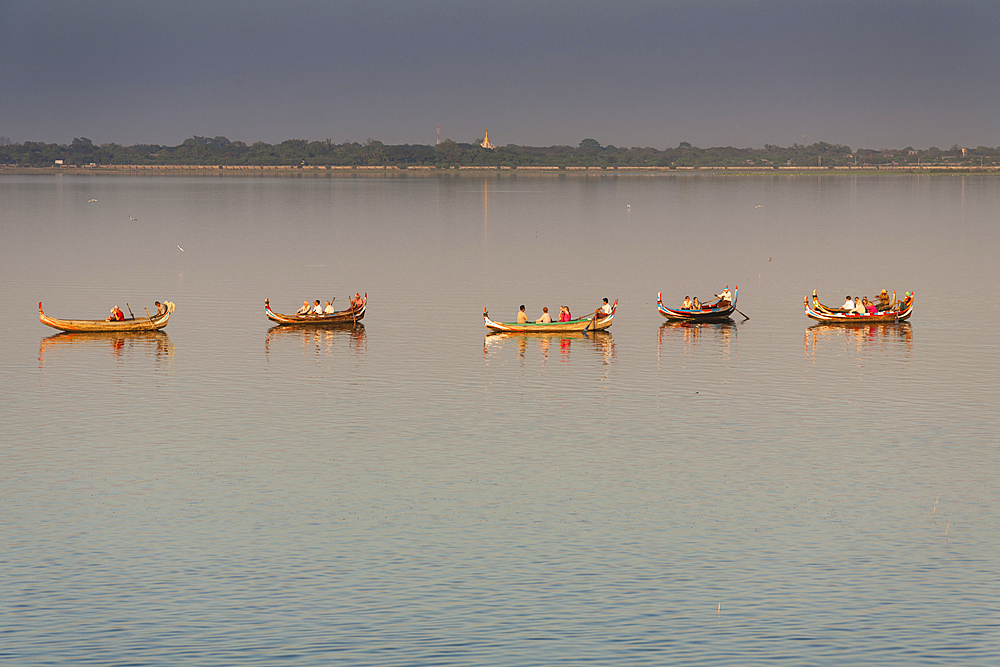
[480,130,495,150]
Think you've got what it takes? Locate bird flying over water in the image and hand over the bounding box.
[88,199,97,202]
[129,215,138,221]
[177,245,184,252]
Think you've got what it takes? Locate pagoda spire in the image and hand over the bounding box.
[480,130,495,150]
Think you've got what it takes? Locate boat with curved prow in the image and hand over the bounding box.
[265,294,366,326]
[39,301,174,333]
[657,287,737,322]
[484,300,617,333]
[805,289,913,323]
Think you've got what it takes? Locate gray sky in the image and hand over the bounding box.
[3,0,998,149]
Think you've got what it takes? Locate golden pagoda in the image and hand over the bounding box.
[480,130,496,150]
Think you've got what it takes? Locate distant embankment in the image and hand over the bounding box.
[3,164,999,175]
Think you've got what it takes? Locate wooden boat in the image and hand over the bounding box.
[657,287,737,322]
[805,289,913,323]
[265,294,366,326]
[484,300,617,333]
[39,301,173,333]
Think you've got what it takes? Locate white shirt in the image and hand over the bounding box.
[599,302,612,315]
[324,304,336,314]
[842,298,854,310]
[719,289,732,302]
[312,303,323,314]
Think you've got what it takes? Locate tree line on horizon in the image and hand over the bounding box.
[2,134,998,169]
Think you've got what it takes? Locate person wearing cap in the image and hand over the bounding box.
[517,305,529,323]
[873,289,891,310]
[714,286,732,307]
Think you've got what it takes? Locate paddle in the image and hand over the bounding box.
[126,303,135,320]
[144,307,153,325]
[735,307,750,321]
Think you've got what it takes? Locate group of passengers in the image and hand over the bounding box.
[104,301,167,322]
[840,289,892,315]
[682,287,732,311]
[295,294,363,316]
[516,298,611,324]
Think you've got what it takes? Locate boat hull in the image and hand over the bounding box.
[265,295,366,326]
[484,300,617,333]
[39,302,171,333]
[657,288,737,322]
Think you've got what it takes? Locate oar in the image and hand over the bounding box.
[126,303,135,319]
[144,307,153,326]
[351,296,357,326]
[735,307,750,321]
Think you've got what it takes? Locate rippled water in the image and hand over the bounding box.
[2,173,998,664]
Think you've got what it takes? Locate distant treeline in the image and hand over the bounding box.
[2,135,999,169]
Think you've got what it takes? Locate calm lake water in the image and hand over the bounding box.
[2,172,997,665]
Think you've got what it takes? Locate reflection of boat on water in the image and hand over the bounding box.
[39,330,174,368]
[484,300,617,333]
[657,287,738,322]
[657,319,738,357]
[265,322,367,357]
[265,295,366,326]
[39,301,173,332]
[805,289,913,323]
[805,321,913,354]
[484,329,615,363]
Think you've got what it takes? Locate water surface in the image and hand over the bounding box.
[2,173,997,664]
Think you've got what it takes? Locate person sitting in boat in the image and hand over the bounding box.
[873,289,891,310]
[350,293,363,310]
[558,305,572,322]
[598,298,612,316]
[155,301,167,316]
[865,297,877,315]
[296,301,311,315]
[714,286,732,307]
[691,296,701,310]
[323,300,336,314]
[535,306,552,323]
[842,295,854,310]
[682,296,693,309]
[311,300,323,314]
[105,305,125,322]
[517,305,529,323]
[851,297,866,315]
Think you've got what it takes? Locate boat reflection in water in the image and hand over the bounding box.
[657,320,738,363]
[484,330,616,366]
[804,321,913,358]
[265,322,367,359]
[38,330,174,370]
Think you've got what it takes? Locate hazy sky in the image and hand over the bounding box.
[3,0,999,149]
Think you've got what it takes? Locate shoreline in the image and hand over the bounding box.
[3,164,998,177]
